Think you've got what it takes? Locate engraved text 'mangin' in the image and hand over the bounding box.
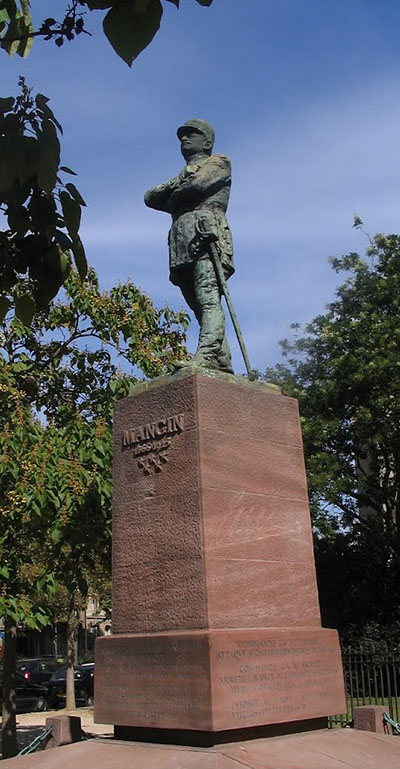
[122,413,184,475]
[122,413,184,447]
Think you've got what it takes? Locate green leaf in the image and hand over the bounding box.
[37,576,45,592]
[59,165,77,175]
[94,438,106,455]
[51,525,62,544]
[54,229,73,251]
[24,616,38,629]
[15,10,33,57]
[0,135,36,191]
[35,611,49,626]
[5,607,20,622]
[7,204,30,236]
[60,191,81,236]
[65,182,86,207]
[36,130,60,193]
[44,243,71,281]
[36,94,63,134]
[1,13,30,57]
[35,93,49,107]
[28,194,57,233]
[0,294,11,321]
[103,0,163,66]
[15,292,35,325]
[71,236,87,279]
[0,564,9,579]
[0,96,15,113]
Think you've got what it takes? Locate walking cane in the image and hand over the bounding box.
[195,215,255,381]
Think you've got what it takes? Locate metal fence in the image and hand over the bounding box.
[329,650,400,728]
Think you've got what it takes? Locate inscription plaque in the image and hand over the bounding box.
[211,630,345,730]
[95,633,212,730]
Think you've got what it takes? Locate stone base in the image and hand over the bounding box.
[354,705,391,734]
[94,627,346,732]
[114,718,328,748]
[45,716,82,749]
[113,719,328,747]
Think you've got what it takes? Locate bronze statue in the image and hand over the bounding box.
[144,119,235,373]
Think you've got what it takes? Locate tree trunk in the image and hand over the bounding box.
[65,593,77,710]
[1,615,17,758]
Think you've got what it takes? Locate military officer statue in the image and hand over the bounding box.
[144,119,235,374]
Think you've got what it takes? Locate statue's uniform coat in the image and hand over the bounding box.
[145,154,234,284]
[145,142,235,373]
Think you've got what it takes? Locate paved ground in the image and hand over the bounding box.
[0,707,113,758]
[0,715,399,769]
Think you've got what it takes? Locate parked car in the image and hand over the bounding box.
[16,657,61,685]
[0,670,49,712]
[47,665,94,708]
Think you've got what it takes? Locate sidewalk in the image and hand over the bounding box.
[1,724,400,769]
[0,707,113,758]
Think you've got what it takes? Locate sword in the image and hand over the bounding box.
[195,215,255,381]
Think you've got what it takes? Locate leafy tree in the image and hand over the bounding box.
[0,267,188,754]
[0,78,87,321]
[35,413,113,710]
[263,229,400,635]
[2,267,188,427]
[0,0,214,67]
[0,380,57,756]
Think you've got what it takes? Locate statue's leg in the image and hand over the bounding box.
[192,257,232,372]
[218,334,233,373]
[174,268,201,324]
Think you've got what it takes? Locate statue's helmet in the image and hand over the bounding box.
[177,118,215,149]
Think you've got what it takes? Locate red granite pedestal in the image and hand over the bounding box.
[94,369,346,738]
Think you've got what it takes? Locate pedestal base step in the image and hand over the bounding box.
[94,627,346,731]
[114,718,327,746]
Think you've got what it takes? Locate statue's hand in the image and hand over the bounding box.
[145,176,179,211]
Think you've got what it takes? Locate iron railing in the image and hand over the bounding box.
[329,650,400,728]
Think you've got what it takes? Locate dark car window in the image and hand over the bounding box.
[50,667,88,681]
[50,668,67,681]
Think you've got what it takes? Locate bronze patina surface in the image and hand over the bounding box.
[145,119,236,374]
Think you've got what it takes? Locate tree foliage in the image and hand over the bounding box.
[264,230,400,631]
[0,266,188,748]
[0,78,87,321]
[2,266,188,419]
[0,377,58,756]
[1,264,188,577]
[0,267,188,610]
[0,0,214,67]
[0,380,57,631]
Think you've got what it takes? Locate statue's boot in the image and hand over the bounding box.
[191,353,219,370]
[216,335,234,374]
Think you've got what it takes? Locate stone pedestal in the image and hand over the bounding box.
[94,370,346,735]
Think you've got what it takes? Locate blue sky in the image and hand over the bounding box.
[2,0,400,375]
